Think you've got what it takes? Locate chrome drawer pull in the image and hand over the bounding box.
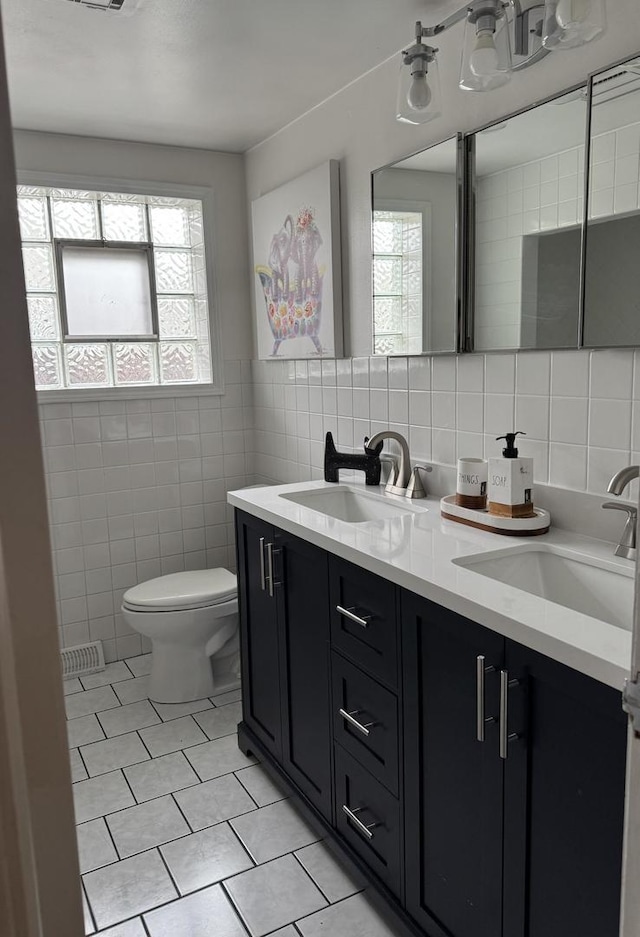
[336,605,371,628]
[338,708,376,737]
[499,670,520,760]
[476,655,496,742]
[266,542,281,598]
[342,804,378,840]
[259,537,266,591]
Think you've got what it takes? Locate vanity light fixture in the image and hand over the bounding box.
[397,0,605,124]
[459,1,513,92]
[542,0,605,50]
[396,23,441,124]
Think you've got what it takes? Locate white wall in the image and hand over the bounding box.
[12,132,254,661]
[246,3,640,501]
[246,0,640,356]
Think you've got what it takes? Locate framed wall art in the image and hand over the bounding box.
[252,160,343,359]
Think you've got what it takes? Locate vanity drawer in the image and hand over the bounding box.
[332,651,399,796]
[334,744,402,898]
[329,557,398,689]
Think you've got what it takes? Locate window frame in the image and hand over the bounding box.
[54,238,159,343]
[18,171,224,401]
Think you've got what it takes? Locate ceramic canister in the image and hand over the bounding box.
[456,458,488,510]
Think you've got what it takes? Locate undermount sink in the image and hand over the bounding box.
[453,544,634,631]
[279,486,416,523]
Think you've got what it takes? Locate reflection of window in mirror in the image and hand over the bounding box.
[373,207,427,355]
[371,136,458,356]
[584,58,640,347]
[473,87,587,352]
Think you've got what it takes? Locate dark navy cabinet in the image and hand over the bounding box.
[235,510,627,937]
[235,512,283,759]
[235,512,332,819]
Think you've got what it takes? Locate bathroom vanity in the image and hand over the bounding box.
[229,482,630,937]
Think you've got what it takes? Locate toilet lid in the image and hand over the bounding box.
[123,568,237,612]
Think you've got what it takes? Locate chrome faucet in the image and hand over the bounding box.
[366,430,427,498]
[602,465,639,560]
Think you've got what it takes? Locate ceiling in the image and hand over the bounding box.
[0,0,457,152]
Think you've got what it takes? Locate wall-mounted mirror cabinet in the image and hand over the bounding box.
[469,86,588,352]
[584,57,640,347]
[370,52,640,357]
[371,136,460,356]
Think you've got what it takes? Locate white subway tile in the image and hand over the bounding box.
[516,352,550,396]
[587,446,629,495]
[432,358,456,392]
[484,394,515,436]
[432,392,456,430]
[515,396,549,441]
[551,350,590,397]
[432,429,455,466]
[409,358,431,391]
[549,397,588,445]
[369,358,388,388]
[388,390,408,424]
[457,393,483,433]
[485,355,515,394]
[590,349,634,399]
[589,399,632,450]
[457,356,484,393]
[369,388,388,422]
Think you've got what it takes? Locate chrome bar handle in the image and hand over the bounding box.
[342,804,378,840]
[338,708,375,738]
[336,605,371,628]
[476,655,496,742]
[499,670,520,759]
[259,537,266,591]
[266,542,277,598]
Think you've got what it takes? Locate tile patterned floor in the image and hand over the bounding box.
[67,655,403,936]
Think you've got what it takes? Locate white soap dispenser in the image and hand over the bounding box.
[488,432,535,518]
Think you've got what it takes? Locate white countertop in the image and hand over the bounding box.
[228,480,633,690]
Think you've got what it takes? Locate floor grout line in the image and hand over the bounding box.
[71,659,382,937]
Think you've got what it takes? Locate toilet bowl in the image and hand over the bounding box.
[122,567,241,703]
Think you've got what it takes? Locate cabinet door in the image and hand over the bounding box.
[502,641,627,937]
[402,592,505,937]
[276,531,332,819]
[235,511,282,758]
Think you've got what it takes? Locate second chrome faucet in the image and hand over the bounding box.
[603,465,639,560]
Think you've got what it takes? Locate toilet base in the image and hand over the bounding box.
[149,643,217,703]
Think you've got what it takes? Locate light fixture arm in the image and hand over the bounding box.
[416,0,550,71]
[511,0,550,68]
[420,0,509,38]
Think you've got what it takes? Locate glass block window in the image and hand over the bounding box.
[18,185,213,390]
[372,209,424,356]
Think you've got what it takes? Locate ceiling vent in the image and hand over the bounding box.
[45,0,141,13]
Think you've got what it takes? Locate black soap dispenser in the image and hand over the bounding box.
[488,431,535,518]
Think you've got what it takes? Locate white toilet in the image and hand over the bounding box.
[122,567,241,704]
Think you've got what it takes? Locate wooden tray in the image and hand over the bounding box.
[440,495,550,537]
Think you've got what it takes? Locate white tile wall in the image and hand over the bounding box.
[251,350,640,506]
[41,360,254,662]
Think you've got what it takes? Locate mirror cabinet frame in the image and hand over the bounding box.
[371,51,640,357]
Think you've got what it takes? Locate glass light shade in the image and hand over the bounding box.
[459,11,512,92]
[396,55,441,125]
[542,0,605,49]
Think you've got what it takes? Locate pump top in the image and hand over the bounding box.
[496,431,526,458]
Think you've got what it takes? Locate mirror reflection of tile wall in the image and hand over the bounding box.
[474,89,587,352]
[584,60,640,347]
